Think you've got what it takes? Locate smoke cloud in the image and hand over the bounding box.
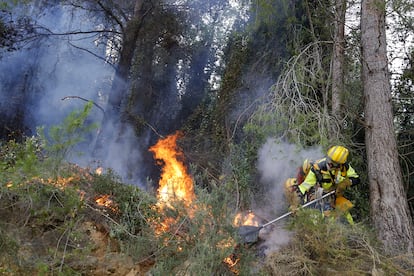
[0,4,153,185]
[255,138,322,254]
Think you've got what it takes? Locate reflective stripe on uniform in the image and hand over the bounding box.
[299,169,318,194]
[299,182,311,194]
[345,165,358,178]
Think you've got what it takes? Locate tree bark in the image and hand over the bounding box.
[331,0,346,129]
[93,0,146,158]
[107,0,145,121]
[361,0,414,254]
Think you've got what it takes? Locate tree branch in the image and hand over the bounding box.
[61,96,105,114]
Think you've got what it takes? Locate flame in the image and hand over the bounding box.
[223,254,240,273]
[222,210,261,275]
[219,237,240,275]
[95,167,103,175]
[149,132,244,274]
[95,194,119,212]
[233,210,260,227]
[149,131,195,206]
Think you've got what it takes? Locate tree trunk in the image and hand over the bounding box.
[331,0,346,130]
[107,0,145,121]
[361,0,414,254]
[93,0,146,158]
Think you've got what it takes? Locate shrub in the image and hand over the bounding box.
[262,209,414,275]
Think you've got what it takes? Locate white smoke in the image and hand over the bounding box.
[255,138,322,254]
[0,4,152,185]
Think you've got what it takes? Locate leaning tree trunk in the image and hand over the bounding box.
[361,0,414,254]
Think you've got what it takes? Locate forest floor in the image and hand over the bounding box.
[0,167,156,275]
[10,220,153,275]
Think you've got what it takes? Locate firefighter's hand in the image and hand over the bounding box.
[336,179,352,196]
[289,184,299,193]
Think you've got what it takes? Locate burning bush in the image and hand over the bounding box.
[146,132,258,275]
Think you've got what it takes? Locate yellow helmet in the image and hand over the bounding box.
[302,159,311,175]
[327,146,349,164]
[284,178,297,189]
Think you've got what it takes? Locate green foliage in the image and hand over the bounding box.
[90,168,124,195]
[0,0,24,11]
[149,184,258,275]
[221,142,259,210]
[244,0,365,149]
[0,102,97,182]
[394,50,414,218]
[28,182,82,224]
[0,224,19,267]
[35,262,50,275]
[262,209,414,275]
[0,167,90,274]
[0,104,102,274]
[0,99,407,276]
[39,102,97,173]
[252,0,298,37]
[96,172,159,254]
[0,136,44,183]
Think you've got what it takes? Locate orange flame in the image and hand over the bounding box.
[149,131,195,206]
[150,132,242,274]
[223,254,240,273]
[95,167,103,175]
[95,194,119,212]
[233,211,260,227]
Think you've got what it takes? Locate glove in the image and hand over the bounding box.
[289,184,298,193]
[336,179,352,197]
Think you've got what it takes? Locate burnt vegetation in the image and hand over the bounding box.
[0,0,414,274]
[0,104,412,275]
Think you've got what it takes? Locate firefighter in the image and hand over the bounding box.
[284,159,313,210]
[297,145,360,224]
[297,158,312,185]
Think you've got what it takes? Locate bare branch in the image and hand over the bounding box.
[67,41,117,68]
[61,96,105,114]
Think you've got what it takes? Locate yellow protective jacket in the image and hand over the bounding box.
[298,157,359,194]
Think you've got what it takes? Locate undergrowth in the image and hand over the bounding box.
[261,209,414,275]
[1,103,413,275]
[0,103,258,275]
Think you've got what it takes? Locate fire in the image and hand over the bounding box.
[95,167,103,175]
[220,237,241,275]
[221,211,262,275]
[233,210,260,227]
[95,194,119,213]
[149,132,241,274]
[223,254,240,273]
[149,131,195,206]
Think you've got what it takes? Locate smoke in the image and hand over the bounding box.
[28,6,112,127]
[255,138,322,254]
[0,1,251,188]
[257,138,322,209]
[0,4,142,181]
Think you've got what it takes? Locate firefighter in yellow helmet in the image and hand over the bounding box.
[284,159,314,209]
[284,177,300,208]
[297,146,360,224]
[298,158,312,185]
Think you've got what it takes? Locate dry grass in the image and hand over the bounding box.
[261,209,414,276]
